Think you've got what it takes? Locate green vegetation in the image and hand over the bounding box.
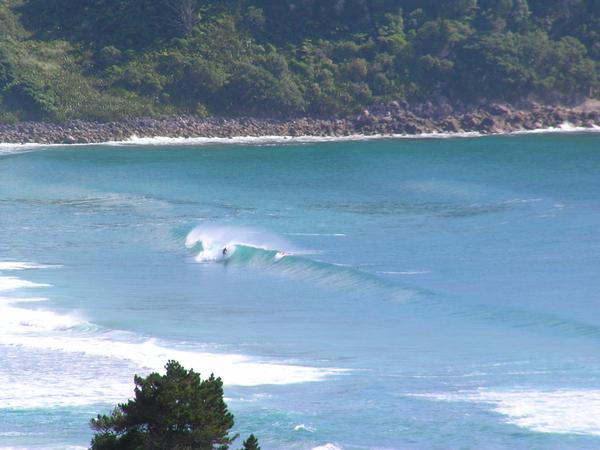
[90,360,257,450]
[241,435,260,450]
[0,0,599,122]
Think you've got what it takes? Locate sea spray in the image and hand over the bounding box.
[185,225,299,262]
[185,225,413,301]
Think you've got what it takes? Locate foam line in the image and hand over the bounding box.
[111,133,482,146]
[2,331,345,387]
[2,122,599,151]
[109,124,600,146]
[510,123,600,135]
[0,276,50,292]
[0,261,344,390]
[417,389,600,436]
[312,444,343,450]
[0,262,56,271]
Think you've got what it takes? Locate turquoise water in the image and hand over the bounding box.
[1,134,600,449]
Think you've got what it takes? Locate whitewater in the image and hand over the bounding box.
[1,132,600,449]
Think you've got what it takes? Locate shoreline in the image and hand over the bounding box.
[0,103,599,146]
[1,123,599,150]
[2,125,599,152]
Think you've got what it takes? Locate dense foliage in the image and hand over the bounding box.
[90,360,249,450]
[241,434,260,450]
[0,0,599,122]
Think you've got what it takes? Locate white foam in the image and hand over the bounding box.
[186,225,301,262]
[0,262,57,271]
[420,389,600,436]
[2,330,344,387]
[2,122,599,152]
[0,301,343,388]
[312,444,343,450]
[116,134,422,146]
[0,276,50,292]
[0,303,85,334]
[0,361,133,409]
[116,123,600,146]
[116,131,499,146]
[294,424,316,432]
[511,122,600,135]
[0,261,344,395]
[0,134,416,151]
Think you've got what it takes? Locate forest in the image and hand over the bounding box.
[0,0,598,122]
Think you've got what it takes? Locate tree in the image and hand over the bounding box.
[164,0,199,37]
[4,0,600,120]
[90,360,236,450]
[241,434,260,450]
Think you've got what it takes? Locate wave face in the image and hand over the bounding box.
[186,225,298,262]
[185,225,412,300]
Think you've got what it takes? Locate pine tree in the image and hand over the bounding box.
[90,360,236,450]
[241,434,261,450]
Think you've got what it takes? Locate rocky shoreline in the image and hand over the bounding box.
[1,102,599,145]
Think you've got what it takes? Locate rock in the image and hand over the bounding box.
[487,103,512,116]
[0,104,595,143]
[441,117,461,132]
[480,116,498,132]
[461,113,482,130]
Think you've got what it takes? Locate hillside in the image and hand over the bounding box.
[0,0,599,123]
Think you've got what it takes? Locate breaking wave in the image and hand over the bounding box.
[0,261,345,409]
[185,226,599,339]
[418,389,600,436]
[185,225,412,300]
[312,444,343,450]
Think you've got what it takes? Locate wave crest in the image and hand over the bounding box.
[185,225,296,262]
[185,225,412,300]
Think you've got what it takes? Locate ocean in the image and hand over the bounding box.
[1,132,600,449]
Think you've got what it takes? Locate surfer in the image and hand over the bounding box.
[222,247,228,257]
